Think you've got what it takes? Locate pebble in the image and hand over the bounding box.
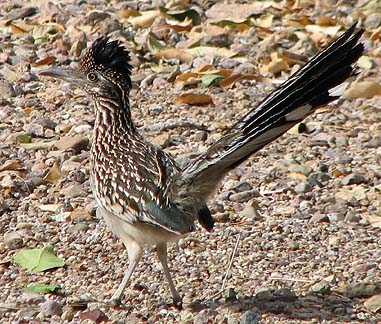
[194,309,218,324]
[309,280,331,294]
[54,135,89,153]
[240,200,262,220]
[294,181,312,193]
[40,299,63,317]
[240,310,261,324]
[341,173,367,186]
[229,189,259,202]
[68,222,89,234]
[309,213,330,223]
[200,33,230,47]
[232,181,253,193]
[61,160,81,173]
[4,231,23,249]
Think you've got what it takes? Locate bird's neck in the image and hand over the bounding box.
[93,95,137,136]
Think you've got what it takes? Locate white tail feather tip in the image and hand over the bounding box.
[329,82,349,97]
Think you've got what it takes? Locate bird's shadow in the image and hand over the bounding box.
[185,288,363,321]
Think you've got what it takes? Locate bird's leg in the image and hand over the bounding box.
[111,240,143,303]
[156,243,182,307]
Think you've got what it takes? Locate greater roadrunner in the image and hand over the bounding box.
[40,23,364,305]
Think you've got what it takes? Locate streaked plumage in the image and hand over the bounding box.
[40,23,364,306]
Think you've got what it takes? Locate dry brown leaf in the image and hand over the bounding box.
[363,214,381,228]
[33,56,56,66]
[343,81,381,99]
[254,14,274,29]
[267,59,289,74]
[117,8,140,19]
[0,160,22,172]
[206,3,262,23]
[175,72,201,86]
[128,11,160,28]
[44,162,62,184]
[364,295,381,313]
[155,48,193,63]
[174,93,213,106]
[220,73,263,88]
[305,24,341,36]
[186,46,237,58]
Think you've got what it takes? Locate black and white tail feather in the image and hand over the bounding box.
[180,23,364,202]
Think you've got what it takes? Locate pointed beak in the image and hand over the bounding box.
[39,68,81,84]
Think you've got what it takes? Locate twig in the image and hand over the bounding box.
[206,234,241,301]
[270,277,314,283]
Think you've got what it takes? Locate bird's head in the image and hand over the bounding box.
[40,37,133,101]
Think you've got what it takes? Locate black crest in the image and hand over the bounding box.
[81,37,133,88]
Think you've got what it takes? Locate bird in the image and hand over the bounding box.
[40,23,364,306]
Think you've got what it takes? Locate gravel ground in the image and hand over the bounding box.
[1,1,381,323]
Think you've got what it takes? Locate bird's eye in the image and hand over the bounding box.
[87,72,98,82]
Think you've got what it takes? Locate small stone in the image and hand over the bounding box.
[40,299,63,317]
[309,281,331,294]
[240,200,262,220]
[335,283,378,298]
[341,173,367,186]
[364,294,381,313]
[193,130,207,142]
[232,181,253,193]
[63,184,85,198]
[61,160,81,173]
[200,33,230,47]
[255,289,273,301]
[225,287,237,301]
[309,213,330,223]
[293,213,312,220]
[68,209,93,223]
[5,6,37,20]
[335,136,349,147]
[214,212,230,223]
[288,164,312,176]
[54,135,89,153]
[294,181,312,193]
[229,189,259,202]
[364,12,381,29]
[194,309,218,324]
[4,232,23,249]
[61,309,75,321]
[68,223,89,234]
[240,310,261,324]
[37,117,57,130]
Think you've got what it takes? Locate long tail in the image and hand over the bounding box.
[180,23,364,202]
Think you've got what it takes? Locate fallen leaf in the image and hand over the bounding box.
[305,24,341,36]
[128,11,159,28]
[206,3,262,23]
[201,74,224,88]
[363,214,381,228]
[24,284,61,294]
[174,93,213,106]
[186,46,237,58]
[0,160,22,172]
[38,204,63,212]
[155,48,193,63]
[14,245,65,273]
[44,162,62,184]
[364,294,381,313]
[160,7,201,26]
[343,81,381,99]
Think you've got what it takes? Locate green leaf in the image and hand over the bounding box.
[201,74,224,88]
[17,134,32,143]
[14,245,65,273]
[24,284,61,294]
[160,7,201,25]
[147,33,167,54]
